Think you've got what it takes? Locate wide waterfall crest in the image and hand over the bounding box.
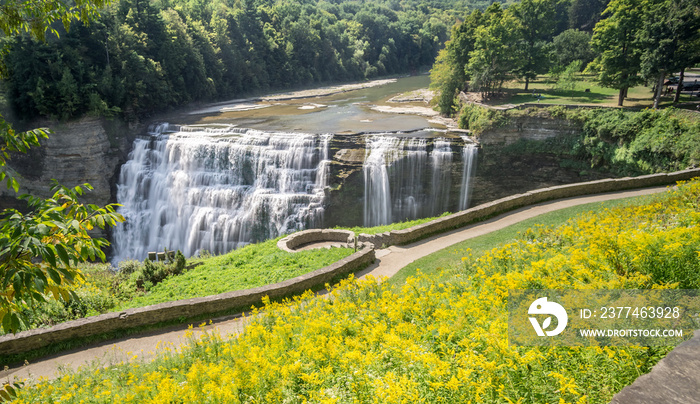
[363,135,478,227]
[112,124,332,262]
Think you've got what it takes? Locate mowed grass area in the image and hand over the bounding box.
[14,181,700,403]
[340,212,450,235]
[389,191,663,286]
[118,238,354,309]
[482,72,700,110]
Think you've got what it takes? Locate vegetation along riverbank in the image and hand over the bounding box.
[460,105,700,176]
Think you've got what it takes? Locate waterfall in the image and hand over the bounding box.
[112,125,331,261]
[387,138,428,223]
[459,142,478,211]
[429,138,453,216]
[363,135,478,227]
[363,136,399,227]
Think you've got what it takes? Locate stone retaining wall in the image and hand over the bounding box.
[4,169,699,357]
[0,245,375,356]
[358,168,700,248]
[610,329,700,404]
[277,229,355,252]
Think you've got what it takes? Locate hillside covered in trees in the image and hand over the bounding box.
[1,0,490,122]
[431,0,700,112]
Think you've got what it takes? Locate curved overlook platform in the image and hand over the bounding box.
[277,229,356,252]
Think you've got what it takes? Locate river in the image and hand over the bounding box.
[182,75,446,134]
[110,75,477,262]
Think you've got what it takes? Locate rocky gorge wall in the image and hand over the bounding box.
[0,110,623,242]
[477,114,582,145]
[0,117,137,209]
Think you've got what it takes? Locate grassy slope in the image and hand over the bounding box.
[389,191,662,285]
[118,238,354,309]
[340,212,450,235]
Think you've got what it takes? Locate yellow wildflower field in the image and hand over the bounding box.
[13,180,700,403]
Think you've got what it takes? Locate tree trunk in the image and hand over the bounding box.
[674,68,685,103]
[653,71,665,109]
[525,76,529,91]
[618,88,625,106]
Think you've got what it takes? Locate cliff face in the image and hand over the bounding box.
[0,117,137,210]
[477,115,582,145]
[0,112,602,235]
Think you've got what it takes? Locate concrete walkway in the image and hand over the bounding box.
[0,186,670,383]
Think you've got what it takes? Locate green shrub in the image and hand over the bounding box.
[457,103,509,134]
[578,108,700,174]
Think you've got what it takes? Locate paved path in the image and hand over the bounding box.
[0,186,669,383]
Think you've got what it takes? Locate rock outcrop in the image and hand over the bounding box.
[478,114,582,145]
[0,117,137,209]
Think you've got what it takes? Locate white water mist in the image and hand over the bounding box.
[112,124,331,261]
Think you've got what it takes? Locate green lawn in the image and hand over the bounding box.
[118,238,354,309]
[482,73,699,109]
[340,212,450,235]
[388,191,663,286]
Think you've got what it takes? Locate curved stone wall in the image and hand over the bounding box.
[0,245,375,356]
[277,229,355,252]
[358,168,700,248]
[3,168,699,358]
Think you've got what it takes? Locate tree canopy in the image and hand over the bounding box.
[0,0,123,335]
[431,0,700,112]
[1,0,472,121]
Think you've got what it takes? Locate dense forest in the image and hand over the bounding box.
[3,0,698,121]
[1,0,491,122]
[431,0,700,112]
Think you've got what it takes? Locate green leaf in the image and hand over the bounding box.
[2,312,13,333]
[11,314,20,333]
[43,246,57,268]
[33,275,45,292]
[55,243,70,265]
[1,313,10,333]
[46,267,62,285]
[36,223,49,235]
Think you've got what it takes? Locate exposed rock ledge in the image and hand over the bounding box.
[0,117,136,210]
[368,105,458,128]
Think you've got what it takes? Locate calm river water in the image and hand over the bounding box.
[182,75,441,134]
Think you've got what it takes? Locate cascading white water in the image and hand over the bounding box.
[429,138,453,216]
[363,136,399,227]
[363,135,478,227]
[112,124,332,261]
[386,138,428,223]
[459,142,478,211]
